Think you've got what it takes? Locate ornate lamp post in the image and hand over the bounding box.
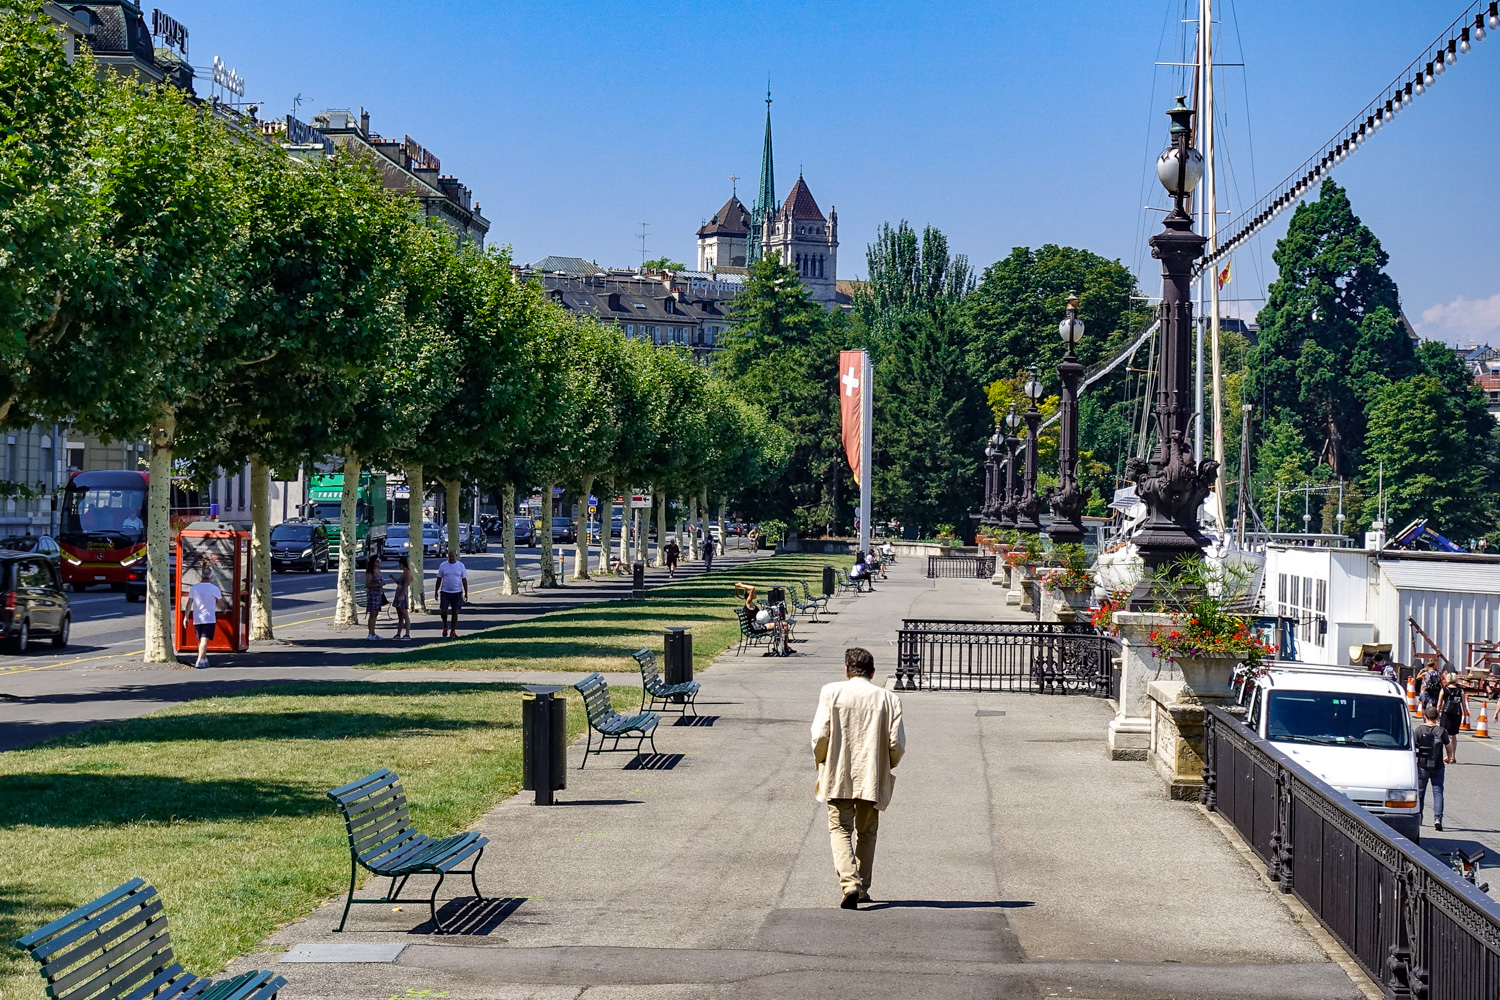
[980,425,1002,523]
[999,406,1020,530]
[1048,295,1087,545]
[1126,95,1219,607]
[1015,366,1045,534]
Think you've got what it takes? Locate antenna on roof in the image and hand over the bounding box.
[291,92,311,118]
[637,222,650,267]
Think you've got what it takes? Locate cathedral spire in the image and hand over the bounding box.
[748,86,776,263]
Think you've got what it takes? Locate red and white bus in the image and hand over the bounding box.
[57,470,205,592]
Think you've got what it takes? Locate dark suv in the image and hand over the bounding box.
[1,551,70,652]
[270,521,330,573]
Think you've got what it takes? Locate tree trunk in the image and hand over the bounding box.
[540,483,557,587]
[700,487,710,557]
[500,485,519,595]
[143,412,176,662]
[574,473,594,579]
[406,462,427,613]
[445,478,461,571]
[688,495,700,560]
[719,495,728,552]
[601,478,616,573]
[623,493,634,567]
[675,497,685,557]
[334,451,360,626]
[249,457,273,640]
[654,491,667,567]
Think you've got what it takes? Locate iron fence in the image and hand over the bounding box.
[926,555,997,579]
[895,619,1118,697]
[1204,706,1500,1000]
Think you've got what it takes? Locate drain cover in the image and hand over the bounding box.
[281,942,406,963]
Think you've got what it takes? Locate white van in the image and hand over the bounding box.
[1241,664,1421,841]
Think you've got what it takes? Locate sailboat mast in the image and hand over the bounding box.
[1193,3,1206,465]
[1204,0,1228,536]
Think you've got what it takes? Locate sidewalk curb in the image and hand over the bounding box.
[1197,803,1383,1000]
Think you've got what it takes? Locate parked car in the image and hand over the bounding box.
[551,517,577,544]
[1,551,70,652]
[270,521,330,573]
[0,534,61,563]
[1241,663,1420,841]
[125,556,147,603]
[515,516,536,546]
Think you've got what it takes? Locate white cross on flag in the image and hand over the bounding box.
[840,349,864,486]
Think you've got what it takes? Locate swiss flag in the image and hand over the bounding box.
[840,350,864,486]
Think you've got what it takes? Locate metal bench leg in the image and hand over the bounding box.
[580,728,592,769]
[336,860,358,932]
[428,873,449,934]
[469,848,486,901]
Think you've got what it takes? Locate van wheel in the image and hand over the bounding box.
[52,615,69,648]
[125,591,140,603]
[8,619,28,654]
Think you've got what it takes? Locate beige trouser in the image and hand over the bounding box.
[827,798,879,897]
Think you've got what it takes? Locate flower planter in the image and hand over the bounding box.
[1057,587,1092,610]
[1171,652,1242,702]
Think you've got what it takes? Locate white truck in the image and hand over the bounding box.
[1239,663,1422,842]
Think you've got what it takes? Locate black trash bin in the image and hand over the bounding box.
[663,626,693,702]
[632,560,645,600]
[767,585,786,611]
[823,564,836,597]
[521,686,567,805]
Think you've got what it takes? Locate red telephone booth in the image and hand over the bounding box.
[175,521,251,654]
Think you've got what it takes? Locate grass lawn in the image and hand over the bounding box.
[0,680,633,1000]
[367,552,848,674]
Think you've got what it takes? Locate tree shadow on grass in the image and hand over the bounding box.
[0,773,333,827]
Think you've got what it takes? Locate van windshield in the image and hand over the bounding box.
[1266,691,1410,749]
[270,524,314,542]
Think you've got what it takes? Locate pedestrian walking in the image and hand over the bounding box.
[663,539,680,577]
[811,647,906,909]
[702,534,716,573]
[182,566,228,669]
[1415,705,1451,831]
[435,548,469,638]
[1418,664,1442,713]
[1440,670,1468,763]
[392,555,413,640]
[364,555,387,640]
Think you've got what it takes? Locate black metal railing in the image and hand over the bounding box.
[1204,706,1500,999]
[926,554,997,579]
[895,619,1118,697]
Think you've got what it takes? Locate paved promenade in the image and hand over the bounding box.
[238,563,1365,1000]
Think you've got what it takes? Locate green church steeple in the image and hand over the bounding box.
[747,87,776,263]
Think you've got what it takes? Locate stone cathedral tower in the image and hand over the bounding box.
[707,89,837,308]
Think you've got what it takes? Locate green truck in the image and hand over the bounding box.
[305,472,388,563]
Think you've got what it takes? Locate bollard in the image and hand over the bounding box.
[632,560,645,600]
[663,626,693,702]
[521,686,567,805]
[822,564,836,597]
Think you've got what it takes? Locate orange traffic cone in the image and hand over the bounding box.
[1406,675,1418,714]
[1463,701,1473,731]
[1475,701,1490,739]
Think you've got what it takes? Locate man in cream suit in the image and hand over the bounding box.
[811,647,906,909]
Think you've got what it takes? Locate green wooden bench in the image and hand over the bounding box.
[15,878,284,1000]
[326,769,489,934]
[837,567,868,594]
[736,606,775,653]
[631,648,701,715]
[798,579,832,614]
[574,672,659,766]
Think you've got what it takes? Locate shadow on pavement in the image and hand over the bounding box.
[412,896,527,936]
[623,752,685,771]
[861,899,1036,910]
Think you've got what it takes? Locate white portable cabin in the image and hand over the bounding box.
[1261,544,1500,669]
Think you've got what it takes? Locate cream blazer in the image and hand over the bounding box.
[811,676,906,810]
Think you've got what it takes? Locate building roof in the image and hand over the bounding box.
[698,196,750,238]
[527,256,606,276]
[1379,556,1500,595]
[777,176,825,222]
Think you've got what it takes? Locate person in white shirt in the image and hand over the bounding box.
[811,647,906,909]
[434,549,468,638]
[183,567,227,668]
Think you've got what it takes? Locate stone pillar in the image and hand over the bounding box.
[1006,563,1026,606]
[1106,611,1178,761]
[1147,654,1241,799]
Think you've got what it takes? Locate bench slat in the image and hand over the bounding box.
[115,964,193,1000]
[41,900,165,978]
[327,768,397,803]
[17,880,147,953]
[55,942,176,1000]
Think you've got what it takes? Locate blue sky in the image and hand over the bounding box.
[166,1,1499,343]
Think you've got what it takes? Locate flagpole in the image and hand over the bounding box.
[859,351,873,558]
[1205,0,1228,538]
